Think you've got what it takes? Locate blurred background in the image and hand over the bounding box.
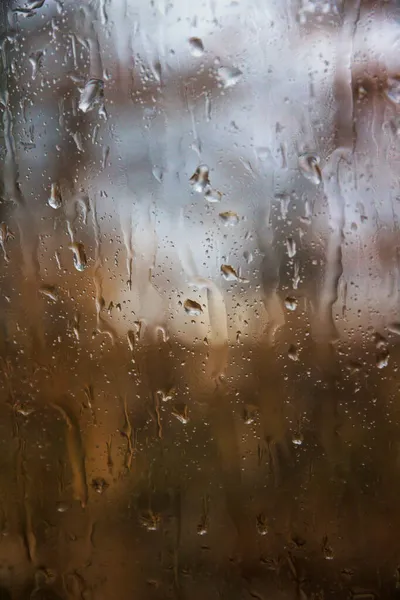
[2,0,400,597]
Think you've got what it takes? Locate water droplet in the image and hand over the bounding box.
[152,166,163,183]
[322,536,334,560]
[91,477,109,494]
[190,165,210,194]
[72,131,84,152]
[26,0,46,8]
[140,511,161,532]
[376,350,389,369]
[218,66,242,88]
[69,242,87,272]
[171,403,189,424]
[127,330,137,351]
[285,296,298,311]
[48,182,62,209]
[184,299,203,316]
[386,78,400,104]
[204,188,222,203]
[243,405,257,425]
[256,514,268,536]
[221,264,240,281]
[0,223,14,262]
[188,37,204,57]
[292,433,303,446]
[286,237,296,258]
[277,193,291,220]
[29,50,44,80]
[56,502,69,513]
[39,285,58,302]
[76,195,90,224]
[197,523,208,536]
[243,250,253,264]
[298,153,322,185]
[78,78,104,113]
[375,333,387,350]
[388,322,400,335]
[288,344,299,361]
[157,388,174,402]
[219,211,239,226]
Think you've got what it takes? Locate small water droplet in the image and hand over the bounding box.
[69,242,87,272]
[48,182,62,209]
[219,211,239,226]
[190,165,210,193]
[188,37,204,57]
[285,296,298,311]
[184,299,203,316]
[288,344,299,361]
[78,78,104,113]
[298,153,322,185]
[218,66,242,88]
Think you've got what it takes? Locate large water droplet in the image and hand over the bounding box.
[285,296,298,311]
[256,514,268,536]
[220,264,240,281]
[288,344,299,361]
[386,78,400,104]
[298,153,322,185]
[48,182,62,209]
[218,66,242,88]
[184,299,203,316]
[219,211,239,226]
[91,477,109,494]
[204,188,222,203]
[286,237,296,259]
[376,350,389,369]
[190,165,210,194]
[171,403,189,424]
[39,284,58,302]
[188,37,204,57]
[69,242,87,272]
[79,78,104,113]
[29,50,44,80]
[26,0,46,8]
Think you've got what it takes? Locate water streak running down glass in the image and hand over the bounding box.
[1,0,400,598]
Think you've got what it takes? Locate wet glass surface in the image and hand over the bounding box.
[1,0,400,598]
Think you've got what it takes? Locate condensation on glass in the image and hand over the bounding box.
[0,0,400,598]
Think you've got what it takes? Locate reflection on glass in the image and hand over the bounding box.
[1,0,400,597]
